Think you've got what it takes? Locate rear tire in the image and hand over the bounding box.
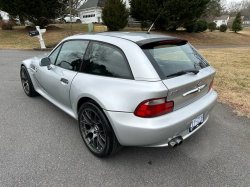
[78,102,122,158]
[20,66,38,97]
[76,19,81,24]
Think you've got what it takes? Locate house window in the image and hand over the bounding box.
[82,14,95,18]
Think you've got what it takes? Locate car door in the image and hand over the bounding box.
[34,40,89,108]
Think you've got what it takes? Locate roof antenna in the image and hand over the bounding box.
[147,1,168,34]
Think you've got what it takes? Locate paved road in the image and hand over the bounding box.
[1,49,250,187]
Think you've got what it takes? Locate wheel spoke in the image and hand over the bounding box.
[21,71,27,79]
[85,110,92,121]
[25,85,29,92]
[81,113,91,125]
[85,131,92,139]
[99,133,105,142]
[97,135,105,148]
[93,137,97,149]
[89,137,94,144]
[23,81,29,93]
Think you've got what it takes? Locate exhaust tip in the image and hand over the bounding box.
[168,140,177,148]
[168,136,183,148]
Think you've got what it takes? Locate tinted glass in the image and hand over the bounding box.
[56,40,89,71]
[81,42,133,79]
[49,45,61,64]
[143,43,210,78]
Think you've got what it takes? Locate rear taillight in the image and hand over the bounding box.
[134,98,174,118]
[208,78,214,93]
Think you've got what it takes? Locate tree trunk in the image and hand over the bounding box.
[70,0,73,35]
[19,15,25,26]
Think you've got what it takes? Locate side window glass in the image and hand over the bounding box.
[49,45,61,64]
[82,42,133,79]
[55,40,89,71]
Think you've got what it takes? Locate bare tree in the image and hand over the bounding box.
[227,0,250,16]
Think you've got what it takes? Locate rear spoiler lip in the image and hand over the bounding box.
[136,38,188,47]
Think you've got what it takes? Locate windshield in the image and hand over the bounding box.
[143,43,210,79]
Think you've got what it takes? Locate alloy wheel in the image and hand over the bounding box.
[21,69,30,94]
[80,109,106,153]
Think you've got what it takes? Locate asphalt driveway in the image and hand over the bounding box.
[0,49,250,187]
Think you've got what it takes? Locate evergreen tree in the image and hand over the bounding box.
[129,0,210,30]
[102,0,129,31]
[232,12,243,33]
[202,0,223,18]
[0,0,67,27]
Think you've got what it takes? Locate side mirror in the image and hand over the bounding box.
[40,57,52,70]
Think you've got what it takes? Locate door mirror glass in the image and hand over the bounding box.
[40,57,51,67]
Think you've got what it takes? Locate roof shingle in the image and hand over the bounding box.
[79,0,107,10]
[214,15,229,21]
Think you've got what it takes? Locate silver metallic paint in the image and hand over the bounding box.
[104,89,217,146]
[21,32,218,147]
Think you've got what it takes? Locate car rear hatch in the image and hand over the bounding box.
[141,39,215,110]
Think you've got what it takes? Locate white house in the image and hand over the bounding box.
[214,15,230,27]
[77,0,130,23]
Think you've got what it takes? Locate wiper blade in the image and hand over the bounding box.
[166,69,199,78]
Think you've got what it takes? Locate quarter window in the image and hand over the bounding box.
[81,42,133,79]
[55,40,89,71]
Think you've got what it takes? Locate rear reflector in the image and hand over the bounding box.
[208,78,214,93]
[134,98,174,118]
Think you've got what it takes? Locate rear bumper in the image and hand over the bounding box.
[104,89,218,147]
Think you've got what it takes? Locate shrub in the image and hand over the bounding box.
[0,20,15,30]
[220,24,228,32]
[197,19,208,32]
[185,19,207,32]
[185,22,197,32]
[208,22,216,32]
[102,0,129,31]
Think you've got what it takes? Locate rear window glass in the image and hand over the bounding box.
[143,43,210,79]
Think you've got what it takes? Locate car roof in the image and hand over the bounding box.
[96,32,182,46]
[70,31,182,47]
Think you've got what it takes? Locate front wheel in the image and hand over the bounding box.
[78,102,122,158]
[20,66,38,97]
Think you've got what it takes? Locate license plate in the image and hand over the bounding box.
[190,114,204,132]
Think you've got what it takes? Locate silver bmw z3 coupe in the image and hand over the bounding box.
[20,32,218,157]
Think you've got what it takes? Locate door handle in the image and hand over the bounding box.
[60,78,69,84]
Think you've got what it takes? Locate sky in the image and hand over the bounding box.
[227,0,242,3]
